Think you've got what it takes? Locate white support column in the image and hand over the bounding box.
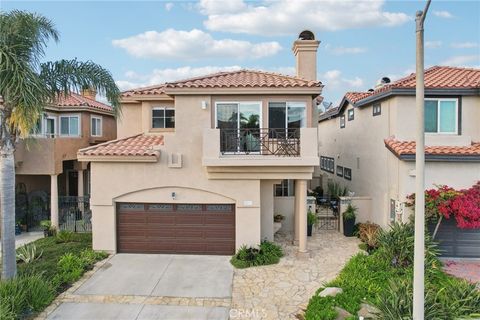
[50,174,59,229]
[294,189,300,245]
[78,169,84,197]
[295,179,309,257]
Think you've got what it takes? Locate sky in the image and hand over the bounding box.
[2,0,480,105]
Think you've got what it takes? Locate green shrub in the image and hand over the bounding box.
[304,296,337,320]
[21,274,55,312]
[0,277,27,317]
[80,249,108,269]
[55,230,76,243]
[342,204,357,221]
[230,241,283,269]
[0,274,55,319]
[16,243,43,264]
[376,222,439,268]
[53,253,85,287]
[307,210,318,226]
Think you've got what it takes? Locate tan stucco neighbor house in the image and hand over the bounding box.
[14,90,116,230]
[78,32,322,255]
[318,66,480,230]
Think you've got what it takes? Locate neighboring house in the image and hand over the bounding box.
[14,90,116,229]
[78,31,322,256]
[318,66,480,231]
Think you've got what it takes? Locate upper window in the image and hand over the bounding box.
[344,167,352,180]
[152,107,175,129]
[60,115,79,136]
[320,156,335,173]
[425,98,458,134]
[373,103,381,116]
[268,102,306,137]
[274,179,295,197]
[347,108,354,121]
[91,116,102,137]
[340,115,345,128]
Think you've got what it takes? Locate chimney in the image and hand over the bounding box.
[81,88,97,100]
[292,30,320,80]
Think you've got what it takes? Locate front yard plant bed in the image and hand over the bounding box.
[0,233,108,320]
[230,241,284,268]
[304,222,480,320]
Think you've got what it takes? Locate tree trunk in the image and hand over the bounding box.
[1,144,17,279]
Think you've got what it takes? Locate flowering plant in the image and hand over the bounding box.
[406,182,480,230]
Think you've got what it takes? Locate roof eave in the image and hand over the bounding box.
[77,154,159,163]
[163,87,323,95]
[355,87,480,107]
[399,154,480,162]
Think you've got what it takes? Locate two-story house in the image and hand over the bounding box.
[78,31,322,256]
[318,66,480,228]
[15,90,116,229]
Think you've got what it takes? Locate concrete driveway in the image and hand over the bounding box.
[47,254,233,320]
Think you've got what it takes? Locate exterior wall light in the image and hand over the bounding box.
[201,101,208,110]
[171,192,176,200]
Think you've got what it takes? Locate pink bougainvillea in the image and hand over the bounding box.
[406,182,480,229]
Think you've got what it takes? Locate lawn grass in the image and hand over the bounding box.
[17,233,93,281]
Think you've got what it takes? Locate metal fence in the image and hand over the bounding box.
[220,128,300,156]
[59,196,92,232]
[315,196,340,230]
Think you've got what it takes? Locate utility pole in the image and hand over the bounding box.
[413,1,431,319]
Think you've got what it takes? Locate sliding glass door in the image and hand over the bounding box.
[217,102,261,153]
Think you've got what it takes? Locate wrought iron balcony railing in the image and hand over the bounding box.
[219,128,300,156]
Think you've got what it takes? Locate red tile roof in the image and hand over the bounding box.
[122,70,322,97]
[55,93,113,112]
[346,66,480,104]
[384,137,480,158]
[78,134,164,157]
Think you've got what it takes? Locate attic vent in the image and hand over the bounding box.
[298,30,315,40]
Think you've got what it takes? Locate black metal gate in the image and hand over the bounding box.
[59,196,92,232]
[315,196,340,230]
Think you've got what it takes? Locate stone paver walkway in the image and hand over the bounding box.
[442,259,480,284]
[231,231,360,320]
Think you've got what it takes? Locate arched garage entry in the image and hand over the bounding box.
[114,187,236,255]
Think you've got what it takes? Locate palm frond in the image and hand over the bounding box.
[0,10,59,68]
[39,59,121,115]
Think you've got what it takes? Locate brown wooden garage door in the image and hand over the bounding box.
[117,203,235,255]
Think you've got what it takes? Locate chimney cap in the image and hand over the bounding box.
[298,30,315,40]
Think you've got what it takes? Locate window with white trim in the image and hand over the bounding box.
[268,102,306,137]
[425,98,458,134]
[152,107,175,129]
[60,115,80,136]
[91,116,102,137]
[347,108,354,121]
[373,103,381,116]
[274,179,295,197]
[340,115,345,128]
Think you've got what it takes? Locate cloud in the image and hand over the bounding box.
[425,41,442,49]
[164,2,174,11]
[433,10,454,19]
[440,55,480,66]
[325,44,367,55]
[199,0,410,35]
[116,66,243,91]
[112,29,282,60]
[320,70,364,90]
[451,42,478,49]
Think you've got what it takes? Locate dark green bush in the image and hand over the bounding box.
[230,241,283,269]
[0,274,54,319]
[53,253,85,287]
[55,230,76,243]
[305,222,480,320]
[303,296,337,320]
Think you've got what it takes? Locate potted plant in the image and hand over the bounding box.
[307,210,318,236]
[343,204,357,237]
[40,220,55,237]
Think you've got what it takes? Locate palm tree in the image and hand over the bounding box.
[0,10,120,279]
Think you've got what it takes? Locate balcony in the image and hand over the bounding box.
[220,128,300,156]
[203,127,319,171]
